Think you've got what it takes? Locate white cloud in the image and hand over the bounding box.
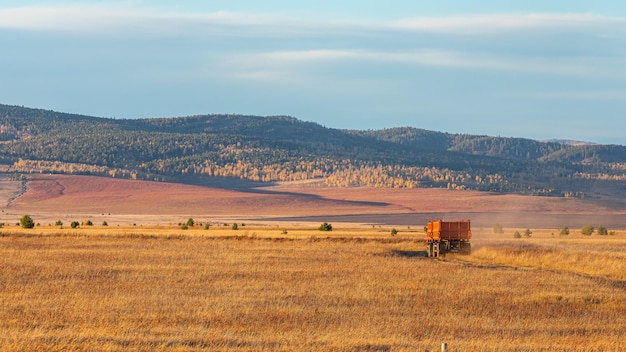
[0,4,368,40]
[257,50,361,62]
[4,5,623,78]
[391,13,622,34]
[1,4,624,36]
[0,4,141,31]
[0,4,298,35]
[222,48,626,82]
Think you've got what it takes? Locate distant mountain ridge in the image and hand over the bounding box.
[1,103,625,197]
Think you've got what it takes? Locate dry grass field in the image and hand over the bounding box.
[0,225,625,351]
[1,174,625,350]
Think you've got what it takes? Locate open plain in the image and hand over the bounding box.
[1,174,625,351]
[2,173,626,229]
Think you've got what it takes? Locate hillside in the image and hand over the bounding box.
[1,103,625,198]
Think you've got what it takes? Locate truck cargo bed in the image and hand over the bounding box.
[426,220,471,257]
[427,220,471,242]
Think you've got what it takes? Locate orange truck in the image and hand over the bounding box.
[426,220,471,257]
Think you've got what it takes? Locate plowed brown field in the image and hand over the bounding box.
[2,174,625,228]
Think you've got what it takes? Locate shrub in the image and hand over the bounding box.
[391,228,398,236]
[523,229,532,238]
[83,220,93,226]
[70,221,80,229]
[204,224,211,230]
[559,226,570,235]
[232,223,239,230]
[20,215,35,229]
[55,220,63,226]
[102,221,108,226]
[180,223,188,230]
[186,218,195,227]
[597,225,608,236]
[318,222,333,231]
[493,223,504,234]
[513,231,522,238]
[581,224,594,236]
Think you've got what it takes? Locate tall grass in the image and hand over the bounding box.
[0,230,624,351]
[468,233,626,281]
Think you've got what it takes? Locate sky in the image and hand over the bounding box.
[1,1,626,145]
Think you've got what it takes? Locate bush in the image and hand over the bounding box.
[20,215,35,229]
[204,224,211,230]
[493,223,504,234]
[232,223,239,230]
[390,228,398,236]
[83,220,93,226]
[186,218,195,227]
[513,231,522,239]
[55,220,63,226]
[318,222,333,231]
[523,229,532,238]
[581,224,594,236]
[597,225,608,236]
[70,221,80,229]
[559,226,570,236]
[102,221,108,226]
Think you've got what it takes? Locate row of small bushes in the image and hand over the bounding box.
[494,223,616,238]
[0,215,107,229]
[179,218,243,230]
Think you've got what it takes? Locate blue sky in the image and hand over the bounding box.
[1,1,626,145]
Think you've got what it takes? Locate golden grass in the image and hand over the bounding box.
[0,227,625,351]
[469,229,626,281]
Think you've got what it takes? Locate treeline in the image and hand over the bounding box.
[1,104,626,196]
[15,156,625,198]
[9,158,514,191]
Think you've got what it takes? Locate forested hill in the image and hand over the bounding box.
[1,103,625,197]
